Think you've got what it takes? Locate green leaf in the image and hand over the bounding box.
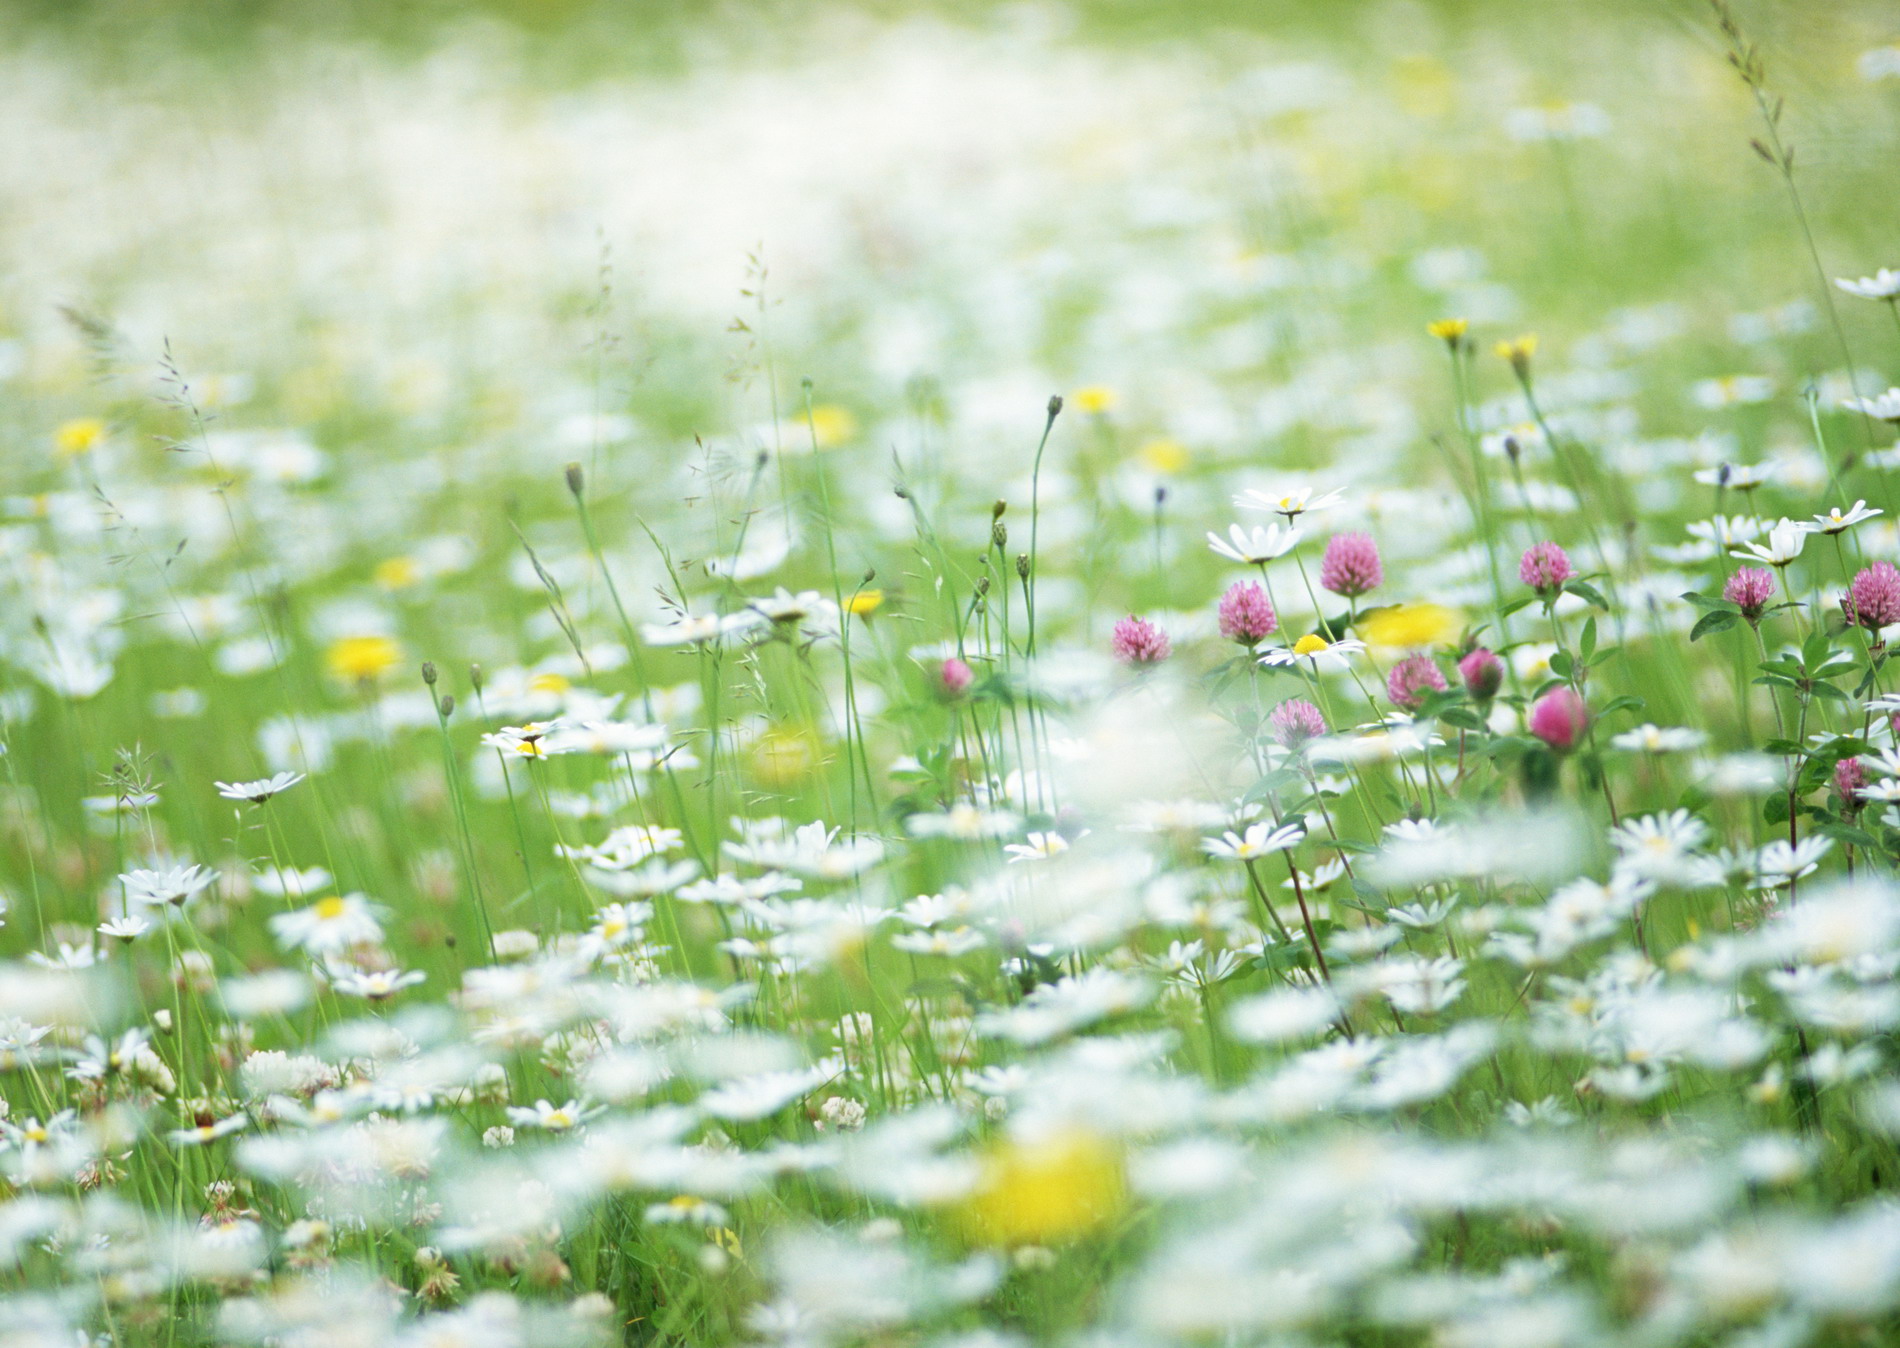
[1764,793,1791,825]
[1439,706,1486,731]
[1579,616,1598,663]
[1563,579,1611,610]
[1679,591,1741,613]
[1816,821,1880,850]
[1690,610,1740,642]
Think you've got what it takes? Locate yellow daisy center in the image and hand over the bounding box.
[1292,634,1331,656]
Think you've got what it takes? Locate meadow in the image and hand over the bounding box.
[5,0,1900,1343]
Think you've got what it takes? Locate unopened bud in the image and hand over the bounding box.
[991,519,1007,549]
[438,694,456,718]
[468,664,483,694]
[991,499,1007,520]
[976,576,991,596]
[564,462,584,496]
[1016,554,1030,580]
[421,661,437,686]
[1046,394,1063,418]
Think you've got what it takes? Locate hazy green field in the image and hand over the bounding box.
[3,1,1900,1344]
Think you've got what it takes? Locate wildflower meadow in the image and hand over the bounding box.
[8,0,1900,1343]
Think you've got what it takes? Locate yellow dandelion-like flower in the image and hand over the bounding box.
[373,556,421,590]
[1137,437,1189,475]
[1070,385,1118,415]
[804,403,858,448]
[325,635,403,684]
[54,418,107,457]
[845,588,884,617]
[527,671,571,695]
[750,727,822,786]
[957,1129,1126,1247]
[1425,317,1468,343]
[1357,603,1463,651]
[1494,333,1538,374]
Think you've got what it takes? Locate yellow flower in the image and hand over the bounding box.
[1291,633,1331,657]
[957,1129,1126,1247]
[1494,333,1538,374]
[804,403,858,448]
[750,727,821,786]
[1137,437,1189,475]
[845,588,884,617]
[1425,317,1468,344]
[1070,385,1118,415]
[54,418,107,457]
[527,671,571,696]
[373,556,421,590]
[1356,603,1462,651]
[325,635,403,684]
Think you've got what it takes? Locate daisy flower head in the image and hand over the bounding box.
[1004,831,1072,863]
[1111,615,1171,665]
[120,863,219,909]
[269,893,384,956]
[1842,389,1900,423]
[1201,820,1305,861]
[1732,518,1815,568]
[1610,724,1708,755]
[1217,581,1277,646]
[169,1112,249,1148]
[215,771,306,805]
[1260,633,1367,674]
[482,723,555,759]
[1693,461,1776,490]
[1319,532,1383,599]
[1234,485,1346,521]
[505,1098,602,1132]
[1814,501,1882,535]
[1207,521,1302,566]
[98,914,153,943]
[326,965,426,1001]
[1755,836,1833,890]
[1836,268,1900,301]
